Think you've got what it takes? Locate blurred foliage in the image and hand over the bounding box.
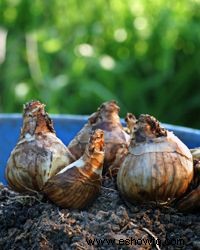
[0,0,200,128]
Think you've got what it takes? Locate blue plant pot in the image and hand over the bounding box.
[1,114,200,184]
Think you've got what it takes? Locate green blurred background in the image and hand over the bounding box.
[0,0,200,128]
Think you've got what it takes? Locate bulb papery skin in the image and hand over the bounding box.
[43,129,105,209]
[5,101,74,192]
[177,186,200,211]
[68,100,130,175]
[176,150,200,211]
[117,115,194,203]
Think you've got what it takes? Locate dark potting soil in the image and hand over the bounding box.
[0,179,199,250]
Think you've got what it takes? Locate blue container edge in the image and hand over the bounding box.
[0,114,200,185]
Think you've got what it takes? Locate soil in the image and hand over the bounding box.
[0,179,199,250]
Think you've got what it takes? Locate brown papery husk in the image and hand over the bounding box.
[43,129,105,209]
[68,100,130,175]
[5,101,75,193]
[117,114,194,204]
[176,154,200,211]
[176,186,200,212]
